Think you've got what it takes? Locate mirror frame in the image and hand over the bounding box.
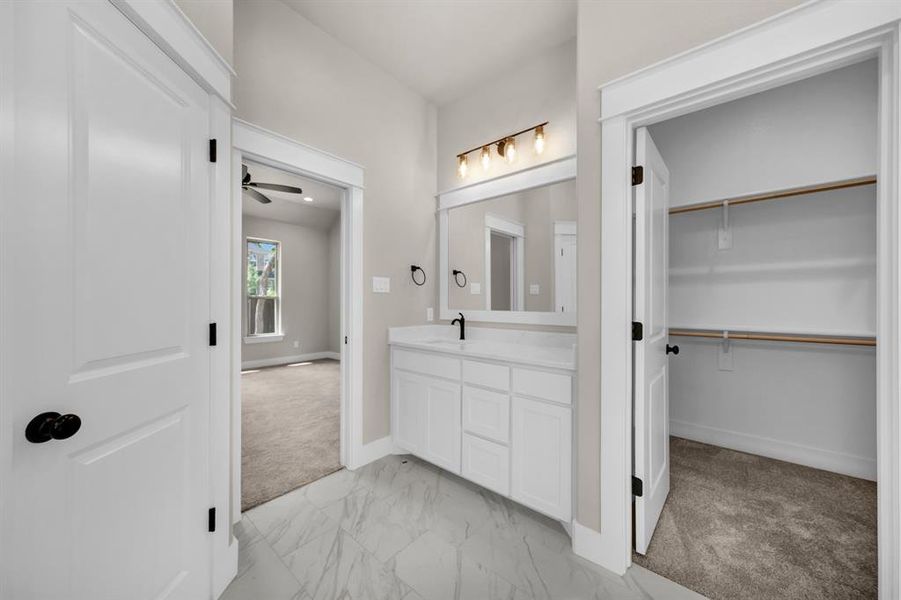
[438,155,577,326]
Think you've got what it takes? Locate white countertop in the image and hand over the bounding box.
[388,325,576,371]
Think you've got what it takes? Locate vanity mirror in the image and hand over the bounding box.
[438,156,576,326]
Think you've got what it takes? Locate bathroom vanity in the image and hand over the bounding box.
[389,325,576,523]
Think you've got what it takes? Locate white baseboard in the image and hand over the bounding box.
[572,519,628,575]
[347,435,396,470]
[241,351,340,370]
[671,419,876,481]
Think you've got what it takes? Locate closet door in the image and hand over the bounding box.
[633,128,672,554]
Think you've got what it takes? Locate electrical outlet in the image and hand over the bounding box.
[529,284,540,295]
[471,282,481,295]
[426,307,434,322]
[293,340,300,349]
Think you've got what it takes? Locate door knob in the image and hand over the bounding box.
[666,344,680,355]
[25,412,82,444]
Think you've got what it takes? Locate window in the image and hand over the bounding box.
[246,238,280,337]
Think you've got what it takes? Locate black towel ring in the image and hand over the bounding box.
[410,265,427,286]
[452,269,467,288]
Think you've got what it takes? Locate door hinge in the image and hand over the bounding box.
[209,322,217,347]
[208,507,216,532]
[631,165,644,186]
[632,321,643,341]
[345,336,348,345]
[632,476,644,497]
[209,139,217,163]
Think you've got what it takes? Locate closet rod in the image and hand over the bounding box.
[669,175,877,215]
[669,328,876,347]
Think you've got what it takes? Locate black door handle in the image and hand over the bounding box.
[666,344,680,355]
[25,412,82,443]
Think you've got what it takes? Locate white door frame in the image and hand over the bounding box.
[483,214,525,311]
[231,119,365,526]
[594,3,901,597]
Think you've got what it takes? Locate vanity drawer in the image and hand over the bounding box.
[511,368,571,405]
[462,434,510,496]
[394,349,460,380]
[462,360,509,391]
[462,385,510,443]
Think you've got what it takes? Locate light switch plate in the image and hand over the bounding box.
[529,284,540,295]
[372,276,390,293]
[426,307,434,322]
[471,282,481,295]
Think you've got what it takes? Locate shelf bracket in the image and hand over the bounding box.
[718,330,734,371]
[718,200,732,250]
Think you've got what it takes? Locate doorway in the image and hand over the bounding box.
[239,161,344,510]
[231,118,365,527]
[630,59,878,599]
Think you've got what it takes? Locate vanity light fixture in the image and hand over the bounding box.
[457,155,468,179]
[534,125,545,155]
[454,121,548,179]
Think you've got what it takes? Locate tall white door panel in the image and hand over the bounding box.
[3,2,212,598]
[633,127,672,554]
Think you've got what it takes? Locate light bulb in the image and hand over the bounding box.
[457,155,468,179]
[480,146,491,171]
[504,137,517,164]
[534,125,545,155]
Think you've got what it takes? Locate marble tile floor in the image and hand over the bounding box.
[220,454,705,600]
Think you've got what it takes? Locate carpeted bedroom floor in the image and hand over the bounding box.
[633,437,877,600]
[241,359,341,511]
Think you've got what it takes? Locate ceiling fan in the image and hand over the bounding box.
[242,164,303,204]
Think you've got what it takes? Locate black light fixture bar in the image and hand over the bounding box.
[456,121,549,158]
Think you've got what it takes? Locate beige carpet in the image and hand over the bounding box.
[241,359,341,511]
[634,437,877,600]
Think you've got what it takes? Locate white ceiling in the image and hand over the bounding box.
[242,161,341,230]
[279,0,577,105]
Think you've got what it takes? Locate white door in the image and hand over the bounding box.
[3,2,213,598]
[424,378,462,474]
[555,233,577,313]
[633,127,671,554]
[510,397,572,522]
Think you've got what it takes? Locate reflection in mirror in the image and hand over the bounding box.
[448,179,576,313]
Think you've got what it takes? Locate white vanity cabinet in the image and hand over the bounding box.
[390,342,574,523]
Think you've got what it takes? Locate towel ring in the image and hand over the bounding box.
[410,265,427,286]
[452,269,467,288]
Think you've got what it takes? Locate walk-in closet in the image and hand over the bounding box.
[633,59,878,600]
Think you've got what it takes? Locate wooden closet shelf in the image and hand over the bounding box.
[669,328,876,347]
[669,175,877,215]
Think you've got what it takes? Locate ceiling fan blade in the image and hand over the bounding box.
[242,164,251,185]
[247,182,303,194]
[243,186,272,204]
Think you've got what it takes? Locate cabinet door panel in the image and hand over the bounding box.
[425,379,462,473]
[511,397,572,521]
[393,370,426,453]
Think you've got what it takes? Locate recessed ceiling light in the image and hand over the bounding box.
[304,196,314,202]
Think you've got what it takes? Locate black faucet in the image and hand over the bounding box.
[451,312,465,341]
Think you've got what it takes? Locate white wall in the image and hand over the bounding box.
[241,216,337,365]
[235,0,437,443]
[651,61,878,480]
[437,39,576,195]
[576,0,806,531]
[173,0,234,66]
